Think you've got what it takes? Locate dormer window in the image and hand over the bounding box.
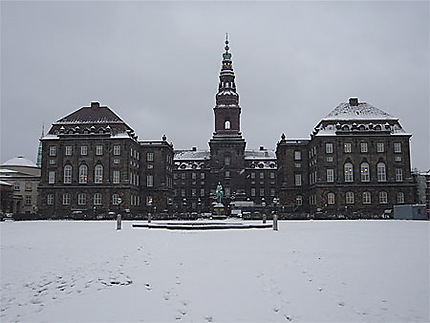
[224,120,231,130]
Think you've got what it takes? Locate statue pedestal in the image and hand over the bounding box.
[213,202,225,216]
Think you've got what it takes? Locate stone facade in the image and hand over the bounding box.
[276,98,415,217]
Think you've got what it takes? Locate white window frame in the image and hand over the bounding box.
[360,142,368,153]
[360,162,370,182]
[379,191,388,204]
[345,192,354,204]
[49,145,57,157]
[94,193,102,206]
[80,145,88,156]
[113,145,121,156]
[79,164,88,184]
[395,168,403,182]
[113,170,120,184]
[363,191,372,205]
[327,169,334,183]
[147,152,154,162]
[377,162,387,182]
[344,162,354,182]
[327,192,335,205]
[396,192,405,204]
[147,175,153,187]
[295,174,302,186]
[112,194,120,205]
[325,143,333,154]
[394,142,402,153]
[62,193,70,205]
[94,165,103,183]
[47,194,54,205]
[95,145,103,156]
[344,143,352,153]
[65,146,72,156]
[64,165,72,184]
[77,193,86,206]
[294,151,302,161]
[48,171,55,184]
[296,195,303,206]
[377,142,385,153]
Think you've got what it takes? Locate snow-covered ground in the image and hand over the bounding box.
[1,220,429,322]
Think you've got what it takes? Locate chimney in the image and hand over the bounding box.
[192,146,197,151]
[349,98,359,106]
[260,146,264,151]
[91,101,100,109]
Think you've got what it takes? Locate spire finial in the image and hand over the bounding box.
[223,33,231,60]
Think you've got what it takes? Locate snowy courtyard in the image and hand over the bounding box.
[1,220,429,322]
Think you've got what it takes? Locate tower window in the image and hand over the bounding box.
[224,120,231,130]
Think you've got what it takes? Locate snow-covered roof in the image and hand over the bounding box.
[1,156,38,168]
[244,149,276,160]
[0,180,12,186]
[174,150,210,161]
[323,101,397,121]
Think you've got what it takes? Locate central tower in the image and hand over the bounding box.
[209,35,246,199]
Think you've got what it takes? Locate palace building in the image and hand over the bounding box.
[36,37,415,218]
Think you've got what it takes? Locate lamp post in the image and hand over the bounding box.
[272,197,279,231]
[262,197,266,223]
[183,198,187,219]
[197,198,202,215]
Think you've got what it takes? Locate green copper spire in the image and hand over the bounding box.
[223,33,231,60]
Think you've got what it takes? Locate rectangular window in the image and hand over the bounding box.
[94,193,102,205]
[259,188,265,197]
[360,142,368,153]
[346,192,354,204]
[225,171,230,178]
[251,172,256,179]
[113,145,121,156]
[327,169,334,183]
[379,192,388,204]
[200,173,205,180]
[326,156,334,162]
[363,192,372,204]
[181,189,186,197]
[270,188,276,197]
[395,168,403,182]
[192,172,197,180]
[25,195,32,205]
[47,194,54,205]
[325,143,333,154]
[113,158,120,164]
[191,188,196,197]
[251,188,256,197]
[377,142,385,153]
[65,146,72,156]
[49,171,55,184]
[394,142,402,153]
[147,152,154,162]
[96,145,103,156]
[396,192,405,204]
[147,175,153,187]
[49,145,57,156]
[200,188,205,197]
[294,151,302,161]
[13,183,20,190]
[25,182,32,191]
[181,173,186,180]
[327,193,335,205]
[225,156,231,166]
[62,193,70,205]
[80,145,88,156]
[259,172,264,180]
[295,174,302,186]
[77,193,86,205]
[344,143,352,153]
[113,170,120,184]
[296,195,302,206]
[270,172,275,179]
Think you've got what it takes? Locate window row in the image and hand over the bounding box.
[325,191,405,205]
[342,162,403,182]
[46,193,140,206]
[174,172,206,180]
[49,145,123,157]
[324,142,402,154]
[48,166,142,185]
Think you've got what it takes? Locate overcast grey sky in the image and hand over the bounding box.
[1,1,429,170]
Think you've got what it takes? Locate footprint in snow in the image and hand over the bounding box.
[145,283,152,291]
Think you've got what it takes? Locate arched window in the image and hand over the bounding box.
[344,162,354,182]
[94,164,103,183]
[94,193,102,206]
[64,165,72,184]
[363,191,372,204]
[224,120,231,130]
[377,162,386,182]
[112,194,120,205]
[379,191,388,204]
[79,164,88,184]
[345,191,354,204]
[360,162,370,182]
[327,193,335,205]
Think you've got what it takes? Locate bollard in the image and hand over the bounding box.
[116,214,122,230]
[273,213,278,231]
[148,213,152,223]
[263,214,267,224]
